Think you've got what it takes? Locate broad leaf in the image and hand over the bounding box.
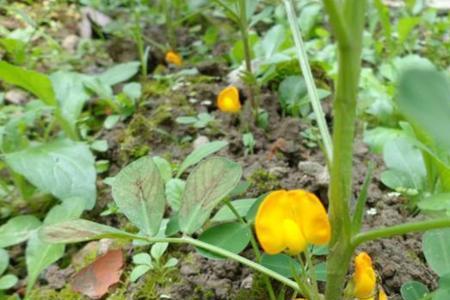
[211,198,257,223]
[111,157,165,236]
[179,157,242,234]
[423,228,450,277]
[0,215,41,248]
[97,61,140,86]
[165,178,185,212]
[382,137,426,191]
[50,71,90,130]
[400,281,429,300]
[153,156,172,183]
[0,61,56,105]
[0,274,18,290]
[260,254,301,278]
[397,67,450,149]
[25,200,86,293]
[176,141,228,177]
[40,219,135,244]
[4,139,97,209]
[197,222,250,259]
[418,193,450,213]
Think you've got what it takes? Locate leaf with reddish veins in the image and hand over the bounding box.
[71,249,124,299]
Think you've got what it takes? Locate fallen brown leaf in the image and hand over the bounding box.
[71,249,124,299]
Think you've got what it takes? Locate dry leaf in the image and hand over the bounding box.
[71,249,124,299]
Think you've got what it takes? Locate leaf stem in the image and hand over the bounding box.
[283,0,333,163]
[352,217,450,248]
[146,236,300,291]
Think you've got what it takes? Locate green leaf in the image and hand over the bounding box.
[50,71,90,130]
[4,139,97,209]
[423,228,450,277]
[400,281,429,300]
[245,194,266,223]
[278,75,307,115]
[40,219,135,244]
[0,215,41,248]
[25,231,64,294]
[0,249,9,275]
[211,198,257,223]
[418,193,450,213]
[153,156,172,183]
[260,254,301,278]
[130,265,151,282]
[197,222,250,259]
[179,157,242,234]
[123,82,141,100]
[98,61,140,86]
[0,274,18,290]
[132,253,152,266]
[0,61,56,105]
[363,127,407,154]
[111,157,166,236]
[397,67,450,149]
[176,141,228,177]
[25,200,87,293]
[382,137,426,191]
[165,178,185,212]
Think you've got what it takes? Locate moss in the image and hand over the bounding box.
[142,80,171,97]
[235,273,270,300]
[27,286,85,300]
[248,168,281,194]
[133,268,180,300]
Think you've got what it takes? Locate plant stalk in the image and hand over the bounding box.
[323,1,367,299]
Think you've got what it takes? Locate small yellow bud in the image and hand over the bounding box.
[165,51,182,66]
[217,86,241,113]
[353,252,377,299]
[255,190,330,256]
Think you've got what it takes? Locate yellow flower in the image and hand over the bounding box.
[255,190,331,255]
[353,252,377,299]
[165,51,182,66]
[217,86,241,113]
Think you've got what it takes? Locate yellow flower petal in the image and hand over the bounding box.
[255,189,329,255]
[255,191,290,254]
[353,252,377,299]
[165,51,182,66]
[282,219,307,255]
[288,190,331,245]
[217,86,241,113]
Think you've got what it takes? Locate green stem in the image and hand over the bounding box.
[305,248,320,300]
[238,0,258,116]
[352,217,450,248]
[224,200,277,300]
[323,1,367,299]
[146,236,299,291]
[283,0,333,163]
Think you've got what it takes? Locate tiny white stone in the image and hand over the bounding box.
[366,208,377,216]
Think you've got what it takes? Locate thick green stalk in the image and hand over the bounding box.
[324,1,367,299]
